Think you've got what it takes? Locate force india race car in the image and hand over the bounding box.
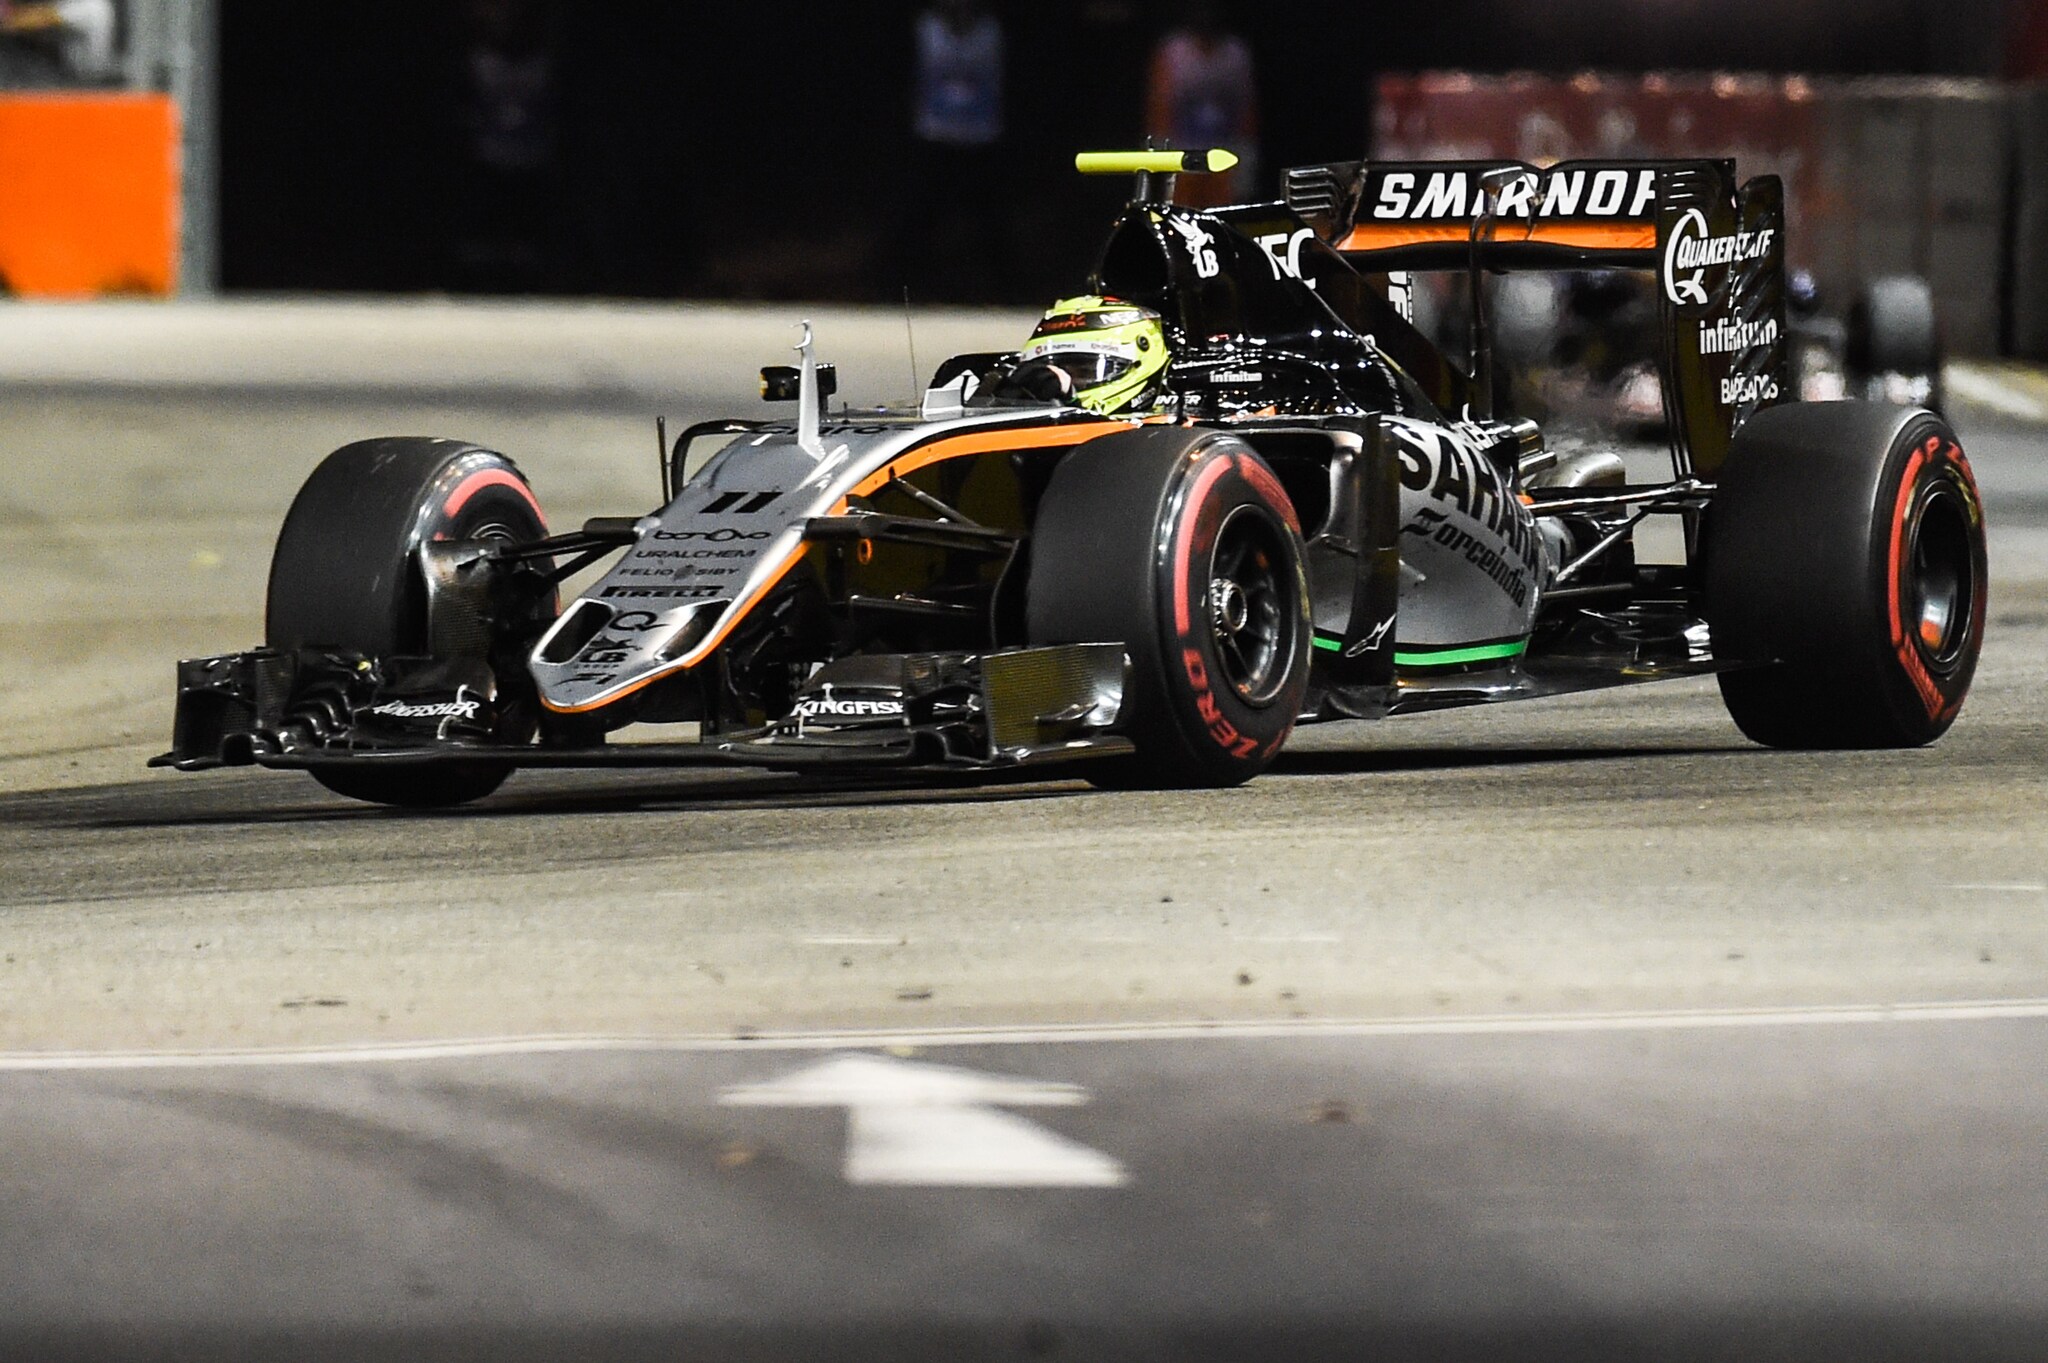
[156,149,1988,807]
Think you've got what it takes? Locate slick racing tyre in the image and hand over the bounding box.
[1703,402,1986,749]
[1027,426,1311,788]
[267,438,552,807]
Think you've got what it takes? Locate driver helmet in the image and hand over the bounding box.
[1016,295,1168,414]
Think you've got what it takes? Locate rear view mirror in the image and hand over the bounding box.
[760,363,836,402]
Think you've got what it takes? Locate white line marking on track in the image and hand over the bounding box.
[1946,365,2048,421]
[2,999,2047,1071]
[1950,883,2047,893]
[722,1053,1127,1187]
[801,936,904,946]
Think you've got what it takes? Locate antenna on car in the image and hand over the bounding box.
[902,286,921,405]
[656,414,670,503]
[1075,148,1238,206]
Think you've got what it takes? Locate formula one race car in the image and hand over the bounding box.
[156,149,1988,806]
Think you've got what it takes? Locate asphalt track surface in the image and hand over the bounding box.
[2,303,2046,1361]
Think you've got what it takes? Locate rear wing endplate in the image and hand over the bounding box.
[1283,157,1789,475]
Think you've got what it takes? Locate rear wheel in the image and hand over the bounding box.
[1026,426,1311,787]
[1704,402,1985,748]
[267,438,551,806]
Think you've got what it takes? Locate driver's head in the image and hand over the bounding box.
[1017,295,1168,414]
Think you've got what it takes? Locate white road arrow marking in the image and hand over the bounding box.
[720,1052,1127,1187]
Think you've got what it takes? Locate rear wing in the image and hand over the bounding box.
[1284,158,1789,474]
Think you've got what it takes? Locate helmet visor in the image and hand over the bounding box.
[1018,338,1138,392]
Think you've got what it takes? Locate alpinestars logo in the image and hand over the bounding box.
[1344,617,1394,658]
[1662,209,1775,306]
[370,699,480,720]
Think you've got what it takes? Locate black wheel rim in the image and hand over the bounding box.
[1205,504,1296,707]
[1907,481,1975,671]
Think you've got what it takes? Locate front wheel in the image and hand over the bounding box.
[1847,275,1943,412]
[266,438,552,807]
[1703,402,1986,748]
[1026,426,1312,787]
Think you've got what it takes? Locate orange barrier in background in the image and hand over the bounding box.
[0,93,180,297]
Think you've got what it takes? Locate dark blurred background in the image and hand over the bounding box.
[215,0,2026,305]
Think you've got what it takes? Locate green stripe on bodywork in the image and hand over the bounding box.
[1394,639,1528,667]
[1311,634,1528,667]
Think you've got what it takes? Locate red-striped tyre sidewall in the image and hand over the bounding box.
[1706,402,1988,748]
[1152,443,1311,780]
[1025,425,1310,788]
[1879,430,1985,734]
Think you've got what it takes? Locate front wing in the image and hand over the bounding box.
[152,644,1132,775]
